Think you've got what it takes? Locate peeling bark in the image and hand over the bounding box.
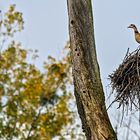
[67,0,117,139]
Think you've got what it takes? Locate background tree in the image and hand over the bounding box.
[0,5,84,140]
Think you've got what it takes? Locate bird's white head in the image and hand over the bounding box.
[128,24,139,34]
[128,24,137,29]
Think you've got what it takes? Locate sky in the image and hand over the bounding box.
[1,0,140,139]
[0,0,140,82]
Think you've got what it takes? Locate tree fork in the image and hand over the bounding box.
[67,0,117,139]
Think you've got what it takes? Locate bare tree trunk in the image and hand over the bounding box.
[67,0,117,140]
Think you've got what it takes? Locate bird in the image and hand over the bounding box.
[128,24,140,44]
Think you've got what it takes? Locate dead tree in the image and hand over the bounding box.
[67,0,117,139]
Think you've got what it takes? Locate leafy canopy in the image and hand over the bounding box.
[0,5,75,140]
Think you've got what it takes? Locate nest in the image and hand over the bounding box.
[109,47,140,111]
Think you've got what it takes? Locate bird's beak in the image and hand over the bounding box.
[128,25,132,28]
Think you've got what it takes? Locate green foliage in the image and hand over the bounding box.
[3,4,24,36]
[0,43,73,140]
[0,5,85,140]
[0,5,72,140]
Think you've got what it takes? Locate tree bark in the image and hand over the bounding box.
[67,0,117,140]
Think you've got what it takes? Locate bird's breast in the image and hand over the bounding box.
[135,33,140,43]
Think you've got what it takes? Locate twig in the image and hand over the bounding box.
[26,107,43,139]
